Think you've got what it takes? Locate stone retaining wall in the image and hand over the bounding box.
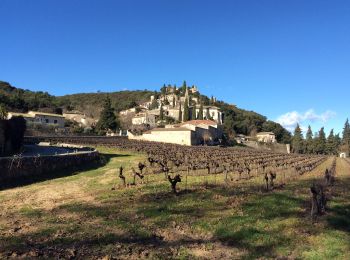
[0,149,99,182]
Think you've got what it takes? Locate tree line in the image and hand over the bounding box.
[291,119,350,155]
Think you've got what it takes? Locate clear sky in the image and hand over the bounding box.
[1,0,349,135]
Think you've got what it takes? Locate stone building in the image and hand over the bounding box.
[131,113,156,127]
[129,120,222,146]
[7,111,65,128]
[256,132,276,143]
[63,112,97,127]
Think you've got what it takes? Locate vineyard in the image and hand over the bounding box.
[0,138,349,259]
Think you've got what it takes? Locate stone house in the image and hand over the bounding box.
[7,111,65,128]
[63,112,97,127]
[131,113,156,127]
[256,132,276,143]
[129,120,222,146]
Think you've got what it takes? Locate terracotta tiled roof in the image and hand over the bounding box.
[180,120,217,126]
[150,127,192,132]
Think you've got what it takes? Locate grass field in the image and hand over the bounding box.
[0,147,349,259]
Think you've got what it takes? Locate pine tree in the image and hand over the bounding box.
[305,125,314,154]
[198,103,204,120]
[96,96,119,133]
[172,95,176,108]
[292,124,304,154]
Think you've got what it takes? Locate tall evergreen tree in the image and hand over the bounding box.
[181,81,187,94]
[178,102,182,122]
[206,107,210,120]
[183,98,190,121]
[149,98,158,110]
[0,104,8,120]
[96,96,119,133]
[292,124,304,154]
[335,133,342,151]
[161,84,167,95]
[210,95,214,105]
[191,106,196,120]
[342,119,350,153]
[305,125,314,154]
[159,104,164,121]
[326,129,337,155]
[197,103,204,120]
[315,127,327,154]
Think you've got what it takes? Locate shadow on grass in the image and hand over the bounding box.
[0,152,130,191]
[326,176,350,234]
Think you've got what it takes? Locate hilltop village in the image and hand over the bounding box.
[120,84,225,145]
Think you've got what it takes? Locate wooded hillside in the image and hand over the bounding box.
[0,81,291,143]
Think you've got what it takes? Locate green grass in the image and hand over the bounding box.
[0,148,349,259]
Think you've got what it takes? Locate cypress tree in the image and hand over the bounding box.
[150,98,158,109]
[335,133,342,151]
[292,124,304,154]
[315,127,327,154]
[342,119,350,153]
[178,103,183,122]
[305,125,314,154]
[191,106,196,120]
[181,81,187,94]
[96,96,119,133]
[183,98,190,122]
[206,107,210,120]
[0,104,8,120]
[198,103,204,120]
[159,104,164,121]
[326,129,337,155]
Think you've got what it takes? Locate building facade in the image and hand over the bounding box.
[256,132,276,143]
[7,111,65,128]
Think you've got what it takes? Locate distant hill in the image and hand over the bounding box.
[57,90,153,118]
[0,81,291,143]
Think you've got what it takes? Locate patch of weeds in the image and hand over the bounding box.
[19,205,43,218]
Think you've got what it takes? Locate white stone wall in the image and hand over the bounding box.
[142,130,193,146]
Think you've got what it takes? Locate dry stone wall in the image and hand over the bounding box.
[0,150,99,182]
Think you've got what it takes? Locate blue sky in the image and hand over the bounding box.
[0,0,349,135]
